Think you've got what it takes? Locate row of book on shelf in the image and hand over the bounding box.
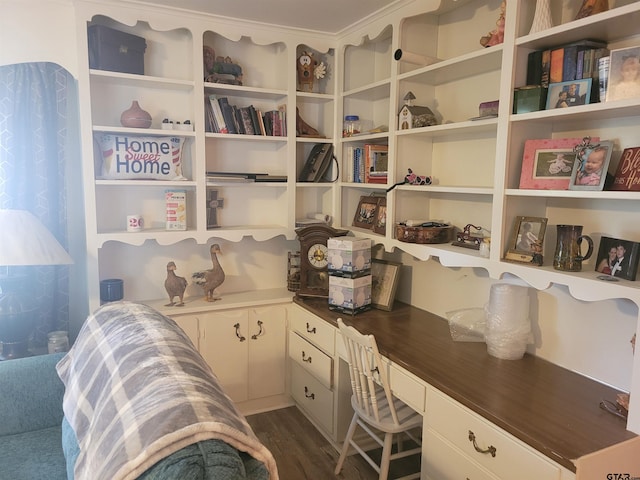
[344,144,388,184]
[527,39,609,97]
[204,94,287,136]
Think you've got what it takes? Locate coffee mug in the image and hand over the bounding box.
[553,225,594,272]
[127,214,144,232]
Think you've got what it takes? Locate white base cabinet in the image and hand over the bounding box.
[171,303,288,413]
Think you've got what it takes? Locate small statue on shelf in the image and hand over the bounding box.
[203,46,243,85]
[480,1,505,48]
[575,0,609,20]
[297,51,326,92]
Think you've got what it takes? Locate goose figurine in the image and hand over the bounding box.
[164,261,188,307]
[192,244,226,302]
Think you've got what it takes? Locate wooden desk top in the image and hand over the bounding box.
[293,296,636,472]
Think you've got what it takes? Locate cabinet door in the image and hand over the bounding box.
[200,309,249,402]
[247,305,287,400]
[171,313,200,351]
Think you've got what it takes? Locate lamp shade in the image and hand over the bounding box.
[0,209,73,266]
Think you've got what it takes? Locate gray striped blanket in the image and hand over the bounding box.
[56,301,278,480]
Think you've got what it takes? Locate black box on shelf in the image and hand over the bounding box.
[513,85,548,114]
[88,25,147,75]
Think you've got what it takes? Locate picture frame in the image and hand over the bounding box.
[606,46,640,102]
[371,259,401,311]
[504,216,548,264]
[373,197,387,235]
[352,195,381,230]
[546,79,592,110]
[595,236,640,281]
[569,140,613,191]
[519,137,600,190]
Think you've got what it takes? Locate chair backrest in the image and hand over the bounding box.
[338,318,400,426]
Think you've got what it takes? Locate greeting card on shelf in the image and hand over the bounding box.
[610,147,640,191]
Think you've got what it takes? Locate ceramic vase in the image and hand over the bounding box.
[529,0,553,35]
[120,100,152,128]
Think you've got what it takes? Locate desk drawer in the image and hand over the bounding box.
[389,363,426,414]
[291,361,334,435]
[426,388,561,480]
[423,429,498,480]
[289,331,333,389]
[291,306,335,355]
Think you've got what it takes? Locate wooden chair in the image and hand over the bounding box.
[335,319,422,480]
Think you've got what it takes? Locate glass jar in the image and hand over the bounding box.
[343,115,360,137]
[47,331,70,354]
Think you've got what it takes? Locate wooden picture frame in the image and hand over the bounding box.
[352,195,380,230]
[546,79,592,109]
[595,236,640,281]
[519,137,599,190]
[569,140,613,191]
[371,259,401,311]
[373,197,387,235]
[504,216,548,264]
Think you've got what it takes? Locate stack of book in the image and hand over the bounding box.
[204,94,286,136]
[344,144,388,184]
[527,39,608,100]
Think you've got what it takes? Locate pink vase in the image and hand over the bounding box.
[120,101,152,128]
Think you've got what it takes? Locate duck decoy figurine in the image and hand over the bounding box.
[164,261,188,306]
[192,244,226,302]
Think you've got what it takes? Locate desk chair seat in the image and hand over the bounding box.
[335,319,422,480]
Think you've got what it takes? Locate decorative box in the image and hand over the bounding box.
[165,190,187,230]
[513,86,547,114]
[478,100,499,117]
[88,25,147,75]
[395,223,453,244]
[328,274,372,315]
[328,237,372,277]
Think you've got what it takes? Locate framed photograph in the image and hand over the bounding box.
[352,195,381,230]
[519,137,599,190]
[546,79,592,109]
[504,216,548,264]
[607,46,640,102]
[373,197,387,235]
[569,140,613,191]
[371,259,401,311]
[595,236,640,281]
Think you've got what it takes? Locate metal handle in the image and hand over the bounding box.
[234,323,246,342]
[251,320,264,340]
[468,430,496,457]
[304,386,315,399]
[302,351,312,363]
[306,322,316,334]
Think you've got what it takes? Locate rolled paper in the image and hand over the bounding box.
[393,48,439,66]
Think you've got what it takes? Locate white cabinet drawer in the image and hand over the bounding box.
[426,388,561,480]
[289,330,333,388]
[389,363,426,414]
[291,361,334,435]
[291,306,335,355]
[423,429,498,480]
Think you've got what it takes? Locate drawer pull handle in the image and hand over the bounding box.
[304,386,315,399]
[233,323,246,342]
[301,351,312,363]
[306,322,316,334]
[468,430,496,457]
[251,320,264,340]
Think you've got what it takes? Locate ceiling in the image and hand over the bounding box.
[136,0,404,33]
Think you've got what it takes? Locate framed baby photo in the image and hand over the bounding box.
[504,216,548,264]
[595,236,640,281]
[545,79,592,109]
[519,137,598,190]
[607,46,640,102]
[569,141,613,191]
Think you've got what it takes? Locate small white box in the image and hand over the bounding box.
[328,237,372,276]
[329,274,372,314]
[165,189,187,230]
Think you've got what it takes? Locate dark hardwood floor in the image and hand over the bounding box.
[246,406,420,480]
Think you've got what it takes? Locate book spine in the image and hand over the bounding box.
[248,105,261,135]
[576,50,585,80]
[239,107,255,135]
[345,146,354,183]
[208,95,228,133]
[550,48,564,84]
[220,103,237,134]
[527,50,543,85]
[562,45,578,81]
[540,50,551,88]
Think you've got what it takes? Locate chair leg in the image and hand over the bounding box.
[334,413,359,475]
[378,431,394,480]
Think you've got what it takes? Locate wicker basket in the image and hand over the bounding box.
[395,223,453,244]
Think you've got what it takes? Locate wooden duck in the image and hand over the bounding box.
[192,244,226,302]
